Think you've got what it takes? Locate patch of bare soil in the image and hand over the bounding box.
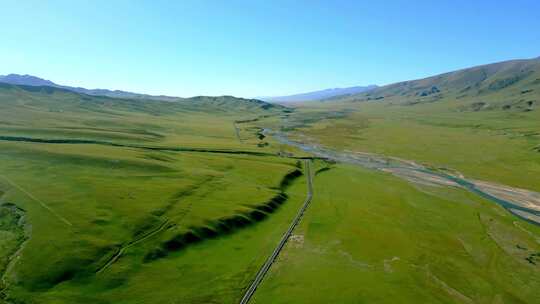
[289,234,304,248]
[383,256,400,273]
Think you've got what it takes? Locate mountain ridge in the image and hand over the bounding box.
[340,57,540,100]
[0,81,285,115]
[326,56,540,112]
[259,85,378,103]
[0,74,180,101]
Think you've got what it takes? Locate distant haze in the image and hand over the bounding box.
[0,74,180,101]
[0,74,56,87]
[2,2,539,97]
[259,85,378,103]
[0,74,378,103]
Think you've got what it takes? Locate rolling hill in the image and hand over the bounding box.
[272,56,540,192]
[0,82,283,116]
[1,59,539,304]
[333,57,540,111]
[246,57,540,303]
[0,81,305,304]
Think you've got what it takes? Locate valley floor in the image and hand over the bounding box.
[0,83,539,303]
[253,163,540,304]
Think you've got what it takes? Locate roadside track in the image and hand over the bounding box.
[239,159,313,304]
[96,218,170,274]
[0,175,72,227]
[233,123,243,143]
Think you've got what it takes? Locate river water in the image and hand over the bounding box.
[266,129,540,226]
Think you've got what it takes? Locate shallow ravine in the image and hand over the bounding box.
[0,202,30,303]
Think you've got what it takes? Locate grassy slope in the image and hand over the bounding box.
[0,83,283,149]
[253,163,540,304]
[2,151,308,303]
[279,58,540,192]
[0,84,310,303]
[2,55,540,303]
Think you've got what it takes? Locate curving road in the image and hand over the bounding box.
[239,159,313,304]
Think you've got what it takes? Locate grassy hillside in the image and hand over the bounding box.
[1,56,539,304]
[0,83,285,147]
[336,57,540,111]
[249,59,540,303]
[253,163,540,303]
[0,84,311,303]
[270,58,540,192]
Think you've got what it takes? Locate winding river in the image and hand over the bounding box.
[266,129,540,226]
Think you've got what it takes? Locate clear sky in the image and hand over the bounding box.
[1,0,540,97]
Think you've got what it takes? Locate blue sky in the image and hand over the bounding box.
[1,0,539,97]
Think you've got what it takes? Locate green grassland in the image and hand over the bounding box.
[253,162,540,304]
[270,58,540,192]
[1,57,540,304]
[0,146,310,303]
[248,58,540,303]
[0,84,311,303]
[0,83,285,149]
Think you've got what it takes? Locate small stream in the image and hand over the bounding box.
[266,129,540,226]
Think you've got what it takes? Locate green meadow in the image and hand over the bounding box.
[1,57,540,304]
[272,58,540,192]
[248,58,540,303]
[253,163,540,304]
[279,102,540,192]
[0,84,311,303]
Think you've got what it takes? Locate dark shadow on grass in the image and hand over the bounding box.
[315,167,332,175]
[143,169,303,263]
[0,135,276,157]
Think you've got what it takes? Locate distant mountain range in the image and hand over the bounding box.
[0,74,379,103]
[0,74,180,101]
[258,85,378,103]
